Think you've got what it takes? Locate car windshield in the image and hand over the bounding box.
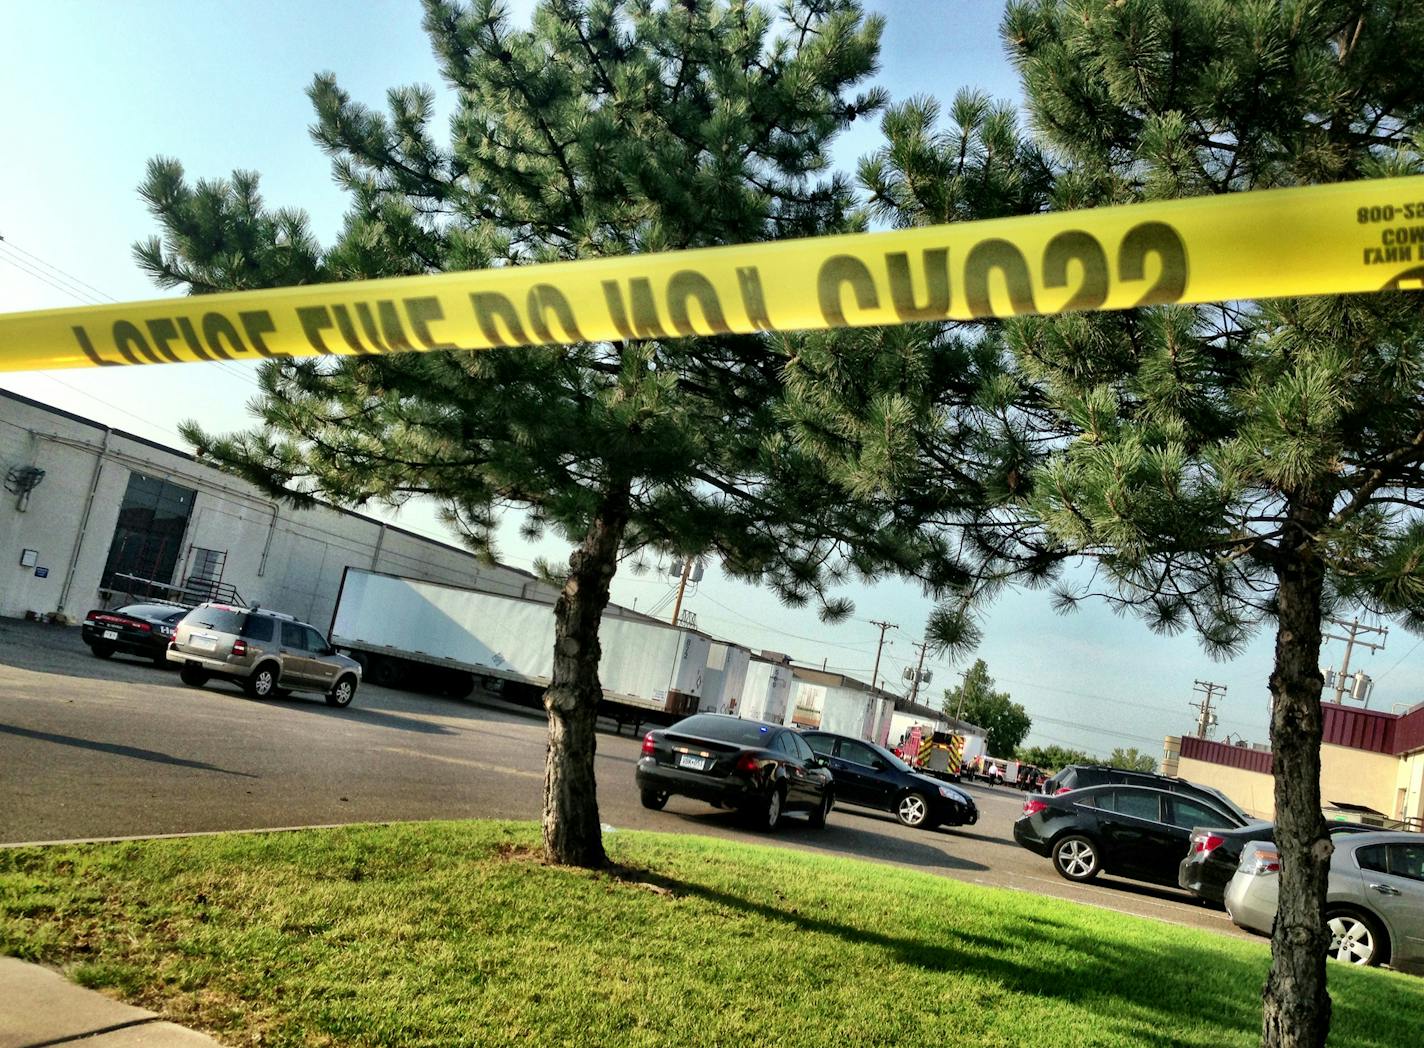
[669,715,779,746]
[876,745,912,772]
[183,607,246,633]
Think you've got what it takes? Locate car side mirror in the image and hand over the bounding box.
[812,756,829,768]
[872,758,889,771]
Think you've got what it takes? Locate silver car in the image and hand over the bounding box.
[1225,831,1424,973]
[168,602,362,707]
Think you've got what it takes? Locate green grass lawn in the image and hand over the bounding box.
[2,821,1420,1047]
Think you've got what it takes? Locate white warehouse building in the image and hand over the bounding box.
[0,390,552,629]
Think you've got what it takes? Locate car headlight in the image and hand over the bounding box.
[938,786,965,803]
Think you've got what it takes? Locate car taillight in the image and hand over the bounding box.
[1191,832,1226,855]
[231,639,248,656]
[1054,787,1072,795]
[735,754,760,774]
[136,622,151,632]
[85,611,100,622]
[1023,798,1048,816]
[1240,845,1280,876]
[641,732,656,756]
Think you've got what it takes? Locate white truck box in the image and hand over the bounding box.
[330,568,709,712]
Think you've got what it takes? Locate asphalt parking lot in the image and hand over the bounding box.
[0,616,1247,939]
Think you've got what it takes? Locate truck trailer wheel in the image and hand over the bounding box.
[368,657,402,689]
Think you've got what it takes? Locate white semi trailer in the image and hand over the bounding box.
[328,568,711,730]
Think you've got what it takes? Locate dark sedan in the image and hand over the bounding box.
[81,603,187,665]
[1179,821,1388,904]
[635,714,833,831]
[1014,784,1249,886]
[802,730,978,830]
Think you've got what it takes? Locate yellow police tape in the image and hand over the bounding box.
[3,177,1424,372]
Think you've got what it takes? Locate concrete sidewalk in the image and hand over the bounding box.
[0,957,220,1047]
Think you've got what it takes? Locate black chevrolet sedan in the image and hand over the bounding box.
[81,603,188,666]
[802,730,978,830]
[636,714,833,831]
[1014,784,1249,886]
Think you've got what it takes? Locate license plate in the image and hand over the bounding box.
[192,636,218,652]
[102,630,119,640]
[677,753,707,771]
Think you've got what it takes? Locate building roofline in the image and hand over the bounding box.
[1,387,539,580]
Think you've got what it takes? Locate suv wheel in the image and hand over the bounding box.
[179,664,209,687]
[325,675,357,708]
[245,663,280,699]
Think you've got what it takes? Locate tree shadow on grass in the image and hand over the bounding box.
[609,864,1415,1048]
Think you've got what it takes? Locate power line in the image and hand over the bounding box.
[0,249,107,305]
[1374,635,1424,684]
[0,234,117,301]
[0,234,265,394]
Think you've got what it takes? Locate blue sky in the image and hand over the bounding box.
[2,0,1419,757]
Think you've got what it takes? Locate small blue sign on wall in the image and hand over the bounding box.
[34,566,49,578]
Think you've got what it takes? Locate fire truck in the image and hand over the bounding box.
[900,729,967,782]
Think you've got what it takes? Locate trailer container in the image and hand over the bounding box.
[329,568,711,730]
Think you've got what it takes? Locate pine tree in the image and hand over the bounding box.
[133,0,893,868]
[796,4,1424,1046]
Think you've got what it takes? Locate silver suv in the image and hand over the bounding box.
[168,603,362,707]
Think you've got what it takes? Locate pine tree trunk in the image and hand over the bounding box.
[541,481,631,868]
[1261,492,1332,1048]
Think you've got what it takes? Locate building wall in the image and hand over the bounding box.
[0,392,546,629]
[1395,750,1424,825]
[1318,743,1400,817]
[1178,741,1401,823]
[1175,757,1276,820]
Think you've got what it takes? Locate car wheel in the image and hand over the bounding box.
[1052,835,1101,881]
[151,652,171,668]
[179,664,208,687]
[895,792,931,828]
[325,675,357,708]
[1326,908,1388,967]
[640,788,669,811]
[807,790,832,829]
[89,644,114,660]
[245,663,279,699]
[759,787,785,831]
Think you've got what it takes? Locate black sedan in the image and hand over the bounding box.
[802,730,978,830]
[81,603,187,665]
[1014,784,1249,886]
[635,714,833,831]
[1179,821,1385,904]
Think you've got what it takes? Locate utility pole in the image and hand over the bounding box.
[1190,680,1225,739]
[868,619,897,692]
[954,669,971,721]
[1322,616,1388,705]
[668,556,693,628]
[906,640,931,704]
